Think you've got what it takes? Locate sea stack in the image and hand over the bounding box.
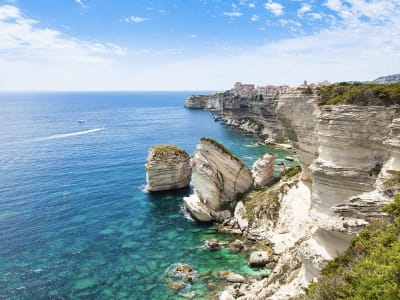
[184,138,253,222]
[145,144,191,192]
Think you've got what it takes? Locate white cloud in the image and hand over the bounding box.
[125,16,149,23]
[249,3,256,8]
[223,11,243,17]
[325,0,397,28]
[187,34,198,39]
[1,3,400,91]
[309,12,323,19]
[74,0,86,8]
[251,14,260,21]
[264,0,284,16]
[0,5,127,63]
[297,4,312,17]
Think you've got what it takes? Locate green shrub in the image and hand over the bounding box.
[316,82,400,106]
[282,166,302,178]
[384,170,400,187]
[305,194,400,299]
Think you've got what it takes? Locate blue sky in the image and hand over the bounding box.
[0,0,399,90]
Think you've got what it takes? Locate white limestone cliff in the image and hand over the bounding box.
[145,144,191,192]
[185,92,400,299]
[252,153,277,187]
[184,138,253,222]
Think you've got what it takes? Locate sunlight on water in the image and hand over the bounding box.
[0,92,292,299]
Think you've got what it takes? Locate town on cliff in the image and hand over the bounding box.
[145,76,400,300]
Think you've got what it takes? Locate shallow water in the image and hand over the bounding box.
[0,92,291,299]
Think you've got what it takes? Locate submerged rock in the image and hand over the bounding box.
[166,263,197,282]
[145,144,191,192]
[184,138,253,222]
[205,239,229,250]
[168,281,185,291]
[252,153,277,187]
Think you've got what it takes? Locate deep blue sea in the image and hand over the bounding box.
[0,92,291,299]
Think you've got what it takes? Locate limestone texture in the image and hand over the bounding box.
[145,144,191,192]
[184,138,253,222]
[252,153,277,187]
[185,91,400,299]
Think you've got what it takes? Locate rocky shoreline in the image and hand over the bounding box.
[182,91,400,299]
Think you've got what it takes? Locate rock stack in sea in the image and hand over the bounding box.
[252,153,277,187]
[145,144,191,192]
[184,138,253,222]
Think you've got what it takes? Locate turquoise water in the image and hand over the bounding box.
[0,92,290,299]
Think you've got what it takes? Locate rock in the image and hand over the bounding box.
[220,271,246,283]
[226,273,246,283]
[252,153,277,187]
[145,144,191,192]
[234,201,249,232]
[180,291,197,299]
[230,239,244,253]
[168,281,184,290]
[208,282,217,290]
[166,263,197,282]
[184,138,253,222]
[183,194,214,222]
[219,290,235,300]
[205,239,229,250]
[248,251,270,267]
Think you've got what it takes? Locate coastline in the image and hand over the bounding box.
[183,88,400,299]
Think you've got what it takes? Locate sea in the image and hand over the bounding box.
[0,92,292,299]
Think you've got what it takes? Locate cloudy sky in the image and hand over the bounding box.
[0,0,399,91]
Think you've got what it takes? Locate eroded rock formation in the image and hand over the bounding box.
[185,92,400,299]
[145,144,191,192]
[185,91,283,142]
[252,153,277,187]
[184,138,253,222]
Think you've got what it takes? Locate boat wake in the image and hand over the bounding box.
[31,128,104,142]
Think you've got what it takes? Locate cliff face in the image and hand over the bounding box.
[145,145,191,192]
[272,101,399,298]
[276,94,319,180]
[184,138,253,222]
[185,92,400,299]
[185,92,283,141]
[310,106,398,233]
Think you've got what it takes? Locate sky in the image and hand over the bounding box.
[0,0,399,91]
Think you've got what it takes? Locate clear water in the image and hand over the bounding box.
[0,92,291,299]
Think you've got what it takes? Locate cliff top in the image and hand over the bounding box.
[148,144,189,161]
[317,82,400,106]
[200,137,246,168]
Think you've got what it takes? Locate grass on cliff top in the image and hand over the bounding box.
[304,194,400,300]
[200,137,247,168]
[192,95,210,102]
[149,144,189,159]
[316,82,400,106]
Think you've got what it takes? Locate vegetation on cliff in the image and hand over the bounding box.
[305,194,400,299]
[149,144,189,160]
[243,187,280,225]
[316,82,400,106]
